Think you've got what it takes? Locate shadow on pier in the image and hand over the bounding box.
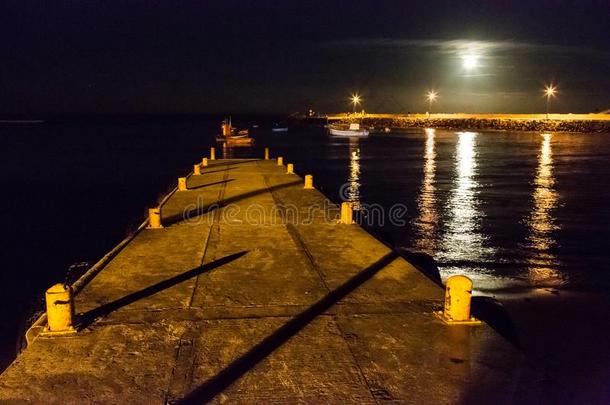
[177,251,398,404]
[188,179,235,190]
[77,251,247,329]
[205,159,259,168]
[197,167,237,175]
[163,180,302,226]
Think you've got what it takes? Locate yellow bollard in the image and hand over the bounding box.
[286,163,294,174]
[178,177,187,191]
[202,157,208,167]
[43,284,76,335]
[264,147,270,160]
[147,207,163,229]
[193,164,201,175]
[277,157,283,166]
[304,174,314,189]
[437,275,481,325]
[210,147,216,160]
[340,202,353,224]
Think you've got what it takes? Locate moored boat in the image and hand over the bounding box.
[216,118,254,146]
[328,122,369,137]
[271,122,289,132]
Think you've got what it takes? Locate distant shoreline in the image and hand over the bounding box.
[0,120,45,124]
[327,113,610,133]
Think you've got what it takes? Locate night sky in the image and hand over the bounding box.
[1,0,609,115]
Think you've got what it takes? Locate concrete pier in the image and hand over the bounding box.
[0,158,538,403]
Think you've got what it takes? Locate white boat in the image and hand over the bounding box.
[328,122,369,137]
[271,123,289,132]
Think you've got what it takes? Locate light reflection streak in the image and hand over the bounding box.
[525,133,563,285]
[346,138,361,210]
[415,128,438,252]
[439,131,493,279]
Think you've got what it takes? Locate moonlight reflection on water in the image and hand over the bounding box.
[525,133,564,286]
[415,128,438,252]
[437,131,496,282]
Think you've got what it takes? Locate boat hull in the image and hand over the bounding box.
[216,136,255,146]
[328,128,369,137]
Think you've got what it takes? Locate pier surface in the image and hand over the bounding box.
[0,159,537,403]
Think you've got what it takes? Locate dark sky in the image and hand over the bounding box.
[1,0,609,114]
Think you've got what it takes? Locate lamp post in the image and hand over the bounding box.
[351,94,361,113]
[426,90,438,116]
[544,84,557,120]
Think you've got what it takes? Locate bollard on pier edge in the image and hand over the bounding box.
[210,147,216,161]
[41,284,77,336]
[277,157,283,166]
[304,174,314,189]
[436,275,481,325]
[264,147,270,160]
[340,202,353,224]
[202,157,208,167]
[286,163,294,174]
[193,164,201,175]
[178,177,188,191]
[147,207,163,229]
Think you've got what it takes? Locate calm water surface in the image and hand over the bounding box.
[267,127,610,293]
[2,119,610,382]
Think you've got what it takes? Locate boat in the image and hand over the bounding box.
[328,122,369,137]
[216,118,254,146]
[221,137,254,146]
[271,122,289,132]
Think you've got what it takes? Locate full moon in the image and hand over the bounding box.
[462,54,478,70]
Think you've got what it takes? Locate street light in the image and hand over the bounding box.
[426,90,438,115]
[350,94,362,113]
[544,84,557,120]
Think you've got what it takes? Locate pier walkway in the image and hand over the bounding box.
[0,158,536,403]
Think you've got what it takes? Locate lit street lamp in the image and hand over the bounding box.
[426,90,438,115]
[544,84,557,120]
[351,94,362,113]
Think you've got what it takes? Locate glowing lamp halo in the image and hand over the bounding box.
[544,84,557,98]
